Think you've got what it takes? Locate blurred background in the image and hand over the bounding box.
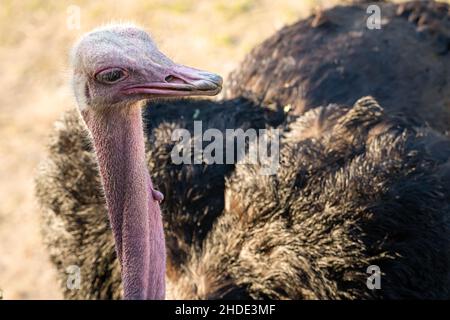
[0,0,446,299]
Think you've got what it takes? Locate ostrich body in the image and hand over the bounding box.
[66,25,222,299]
[36,1,450,299]
[37,96,450,299]
[174,96,450,299]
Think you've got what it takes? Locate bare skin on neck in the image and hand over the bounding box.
[82,106,165,298]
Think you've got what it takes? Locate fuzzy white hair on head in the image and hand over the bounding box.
[69,22,151,112]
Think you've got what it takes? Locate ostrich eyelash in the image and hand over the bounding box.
[94,68,128,84]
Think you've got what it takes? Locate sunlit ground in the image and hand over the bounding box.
[0,0,447,299]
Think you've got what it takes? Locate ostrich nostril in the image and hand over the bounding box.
[165,75,188,84]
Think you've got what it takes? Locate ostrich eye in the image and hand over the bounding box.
[95,68,127,84]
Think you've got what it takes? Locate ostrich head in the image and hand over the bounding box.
[71,24,222,111]
[69,24,222,299]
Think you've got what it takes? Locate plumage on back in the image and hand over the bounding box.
[170,97,450,299]
[225,1,450,132]
[36,96,450,299]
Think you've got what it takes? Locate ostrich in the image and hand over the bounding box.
[55,24,222,299]
[36,1,450,299]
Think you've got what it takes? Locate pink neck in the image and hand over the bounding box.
[82,105,165,300]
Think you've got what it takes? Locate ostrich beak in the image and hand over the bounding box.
[122,62,223,98]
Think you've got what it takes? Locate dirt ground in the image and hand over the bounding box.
[0,0,443,299]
